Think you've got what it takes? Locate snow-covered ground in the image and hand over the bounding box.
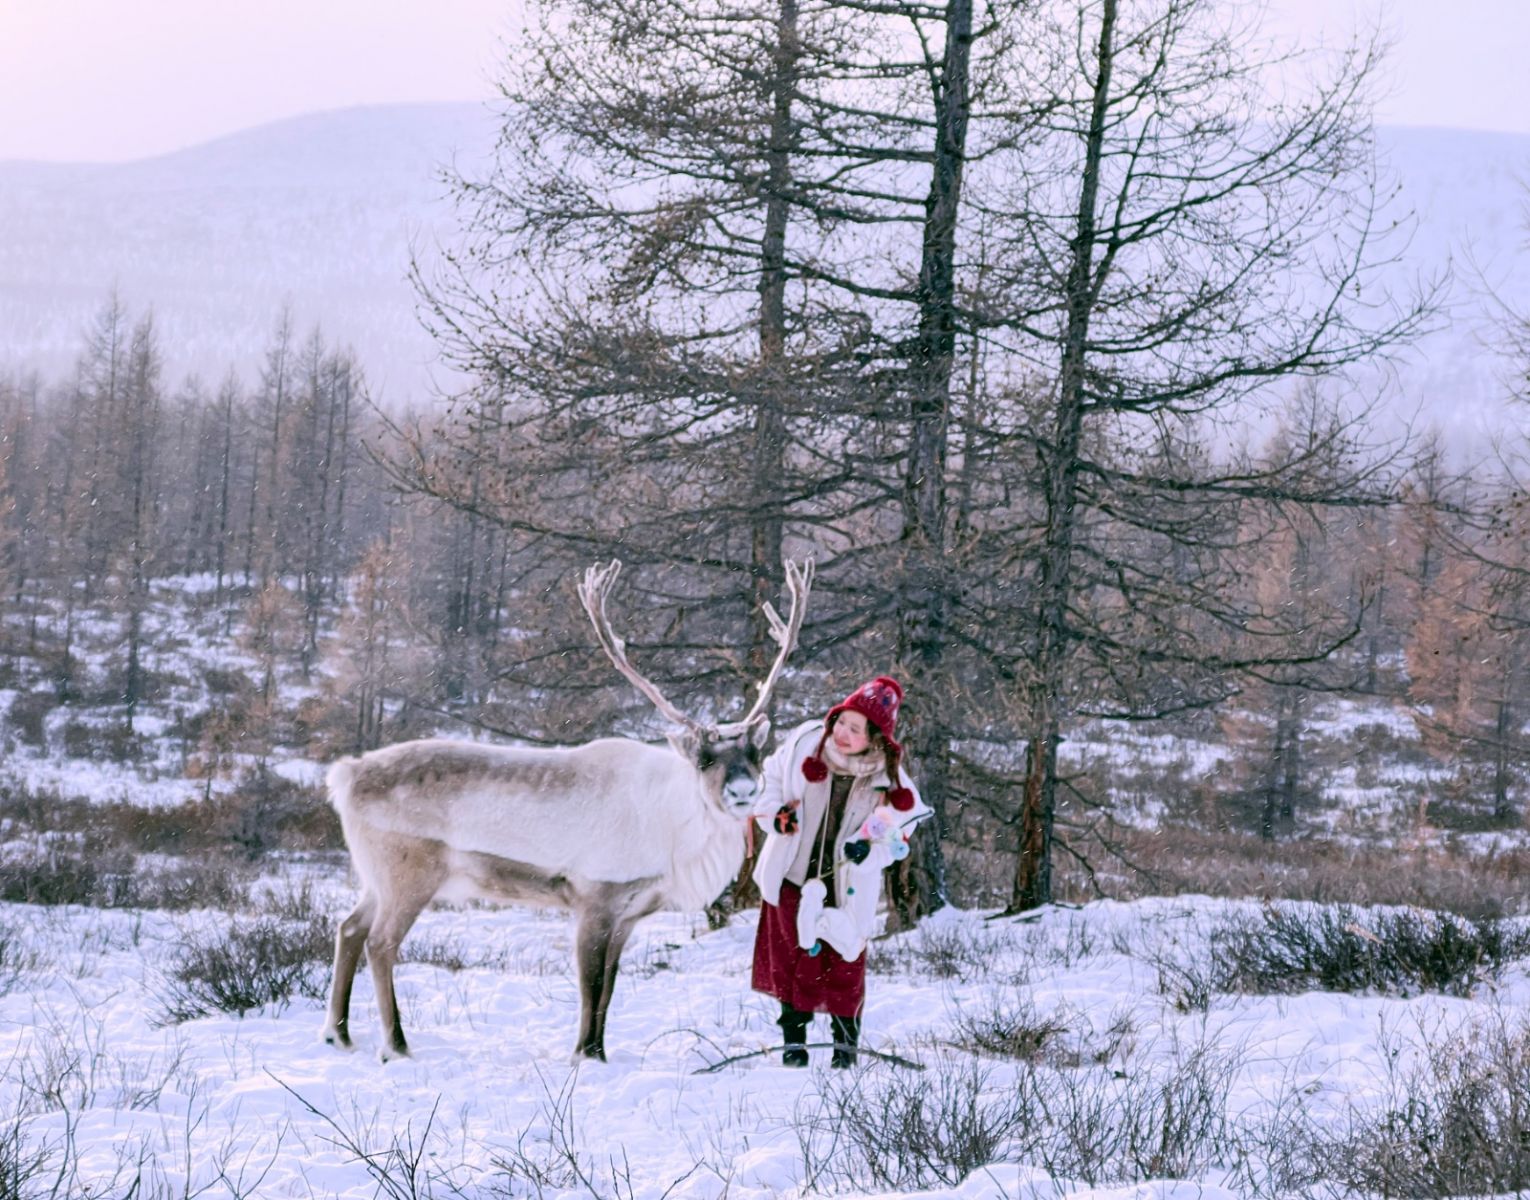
[5,577,1530,1195]
[4,887,1527,1198]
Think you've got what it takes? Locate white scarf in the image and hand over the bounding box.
[785,738,887,885]
[820,737,887,779]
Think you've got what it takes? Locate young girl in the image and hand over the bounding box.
[750,676,930,1067]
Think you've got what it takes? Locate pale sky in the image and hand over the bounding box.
[0,0,1526,163]
[0,0,517,162]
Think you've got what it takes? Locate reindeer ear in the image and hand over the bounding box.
[667,728,702,762]
[750,719,772,749]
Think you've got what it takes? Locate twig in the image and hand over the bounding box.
[692,1041,925,1074]
[991,901,1084,923]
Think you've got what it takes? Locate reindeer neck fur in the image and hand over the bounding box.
[662,769,747,913]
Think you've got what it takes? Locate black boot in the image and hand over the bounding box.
[779,1003,809,1068]
[830,1014,861,1068]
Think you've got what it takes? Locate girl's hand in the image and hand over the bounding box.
[773,802,801,835]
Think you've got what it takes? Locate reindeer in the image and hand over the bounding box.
[321,558,812,1061]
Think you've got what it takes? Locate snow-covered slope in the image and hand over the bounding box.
[0,103,496,402]
[1368,126,1530,452]
[4,888,1527,1199]
[2,105,1527,447]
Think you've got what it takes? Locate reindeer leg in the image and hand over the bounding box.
[590,914,642,1062]
[573,909,616,1062]
[323,891,376,1050]
[366,879,437,1062]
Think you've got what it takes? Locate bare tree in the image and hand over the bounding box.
[118,313,163,726]
[964,0,1431,909]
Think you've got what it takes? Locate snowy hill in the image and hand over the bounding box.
[2,105,1529,446]
[1368,126,1530,452]
[0,103,497,402]
[1,576,1529,1192]
[6,874,1530,1197]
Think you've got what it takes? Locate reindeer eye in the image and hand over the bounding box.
[696,746,717,770]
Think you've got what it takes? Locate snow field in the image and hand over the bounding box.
[2,888,1527,1198]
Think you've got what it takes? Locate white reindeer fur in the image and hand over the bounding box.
[324,555,808,1061]
[327,736,747,913]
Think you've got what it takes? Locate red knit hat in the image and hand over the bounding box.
[800,676,915,810]
[828,675,903,750]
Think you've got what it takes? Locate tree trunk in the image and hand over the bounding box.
[329,366,353,602]
[888,0,974,924]
[241,441,260,595]
[1493,691,1513,823]
[725,0,800,921]
[745,0,797,688]
[122,321,160,730]
[1011,0,1117,914]
[214,379,235,608]
[1278,706,1299,832]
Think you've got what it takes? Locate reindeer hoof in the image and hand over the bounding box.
[378,1042,411,1063]
[321,1026,354,1051]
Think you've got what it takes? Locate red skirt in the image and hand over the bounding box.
[752,881,866,1018]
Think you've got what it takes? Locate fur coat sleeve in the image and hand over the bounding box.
[749,720,820,903]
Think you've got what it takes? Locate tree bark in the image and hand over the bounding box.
[747,0,797,686]
[1011,0,1117,914]
[1493,689,1513,822]
[892,0,974,923]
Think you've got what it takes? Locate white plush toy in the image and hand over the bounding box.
[795,805,918,960]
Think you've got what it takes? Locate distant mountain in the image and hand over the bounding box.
[1,105,1527,452]
[0,102,496,402]
[1366,126,1530,454]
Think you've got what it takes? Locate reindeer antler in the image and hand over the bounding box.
[577,560,703,733]
[715,557,814,736]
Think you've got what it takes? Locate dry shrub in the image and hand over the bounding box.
[1318,1012,1530,1197]
[0,838,251,912]
[0,1103,51,1200]
[0,917,39,996]
[157,914,333,1022]
[946,990,1136,1069]
[0,777,340,863]
[868,921,1017,983]
[6,690,54,748]
[59,718,144,762]
[949,991,1070,1063]
[1213,903,1529,999]
[1077,825,1530,920]
[798,1033,1252,1193]
[216,766,342,858]
[0,841,138,907]
[1020,1035,1243,1186]
[798,1051,1026,1193]
[123,855,252,912]
[399,929,516,975]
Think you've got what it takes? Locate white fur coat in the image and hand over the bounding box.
[751,719,931,958]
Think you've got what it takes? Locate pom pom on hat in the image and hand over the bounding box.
[801,756,829,782]
[887,787,916,812]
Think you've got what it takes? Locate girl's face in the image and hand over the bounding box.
[831,711,872,756]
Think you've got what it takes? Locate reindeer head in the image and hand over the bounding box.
[578,558,813,818]
[668,721,773,815]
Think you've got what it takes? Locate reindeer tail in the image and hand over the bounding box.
[326,758,359,814]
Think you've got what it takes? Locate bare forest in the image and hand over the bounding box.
[7,0,1530,925]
